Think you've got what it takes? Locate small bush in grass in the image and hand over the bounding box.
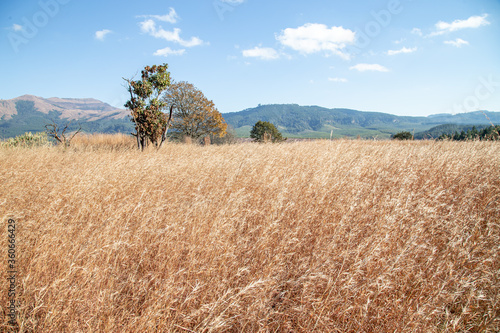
[250,120,286,143]
[2,132,50,147]
[392,131,413,140]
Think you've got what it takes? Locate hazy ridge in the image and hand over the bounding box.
[1,95,499,139]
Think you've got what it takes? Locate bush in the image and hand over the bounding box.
[250,121,286,143]
[2,132,50,147]
[392,131,413,140]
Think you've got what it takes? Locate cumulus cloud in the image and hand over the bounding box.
[139,19,204,47]
[138,7,179,24]
[431,14,489,36]
[444,38,469,47]
[153,47,185,57]
[276,23,355,59]
[350,63,389,72]
[242,47,279,60]
[95,29,112,41]
[387,46,417,56]
[328,77,348,83]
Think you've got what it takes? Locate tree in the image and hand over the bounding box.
[250,121,286,143]
[163,81,227,141]
[392,131,413,140]
[124,63,173,150]
[45,120,81,147]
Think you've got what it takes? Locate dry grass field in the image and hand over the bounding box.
[1,137,499,332]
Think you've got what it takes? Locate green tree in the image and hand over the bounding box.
[163,81,227,141]
[392,131,413,140]
[250,120,286,143]
[124,64,173,150]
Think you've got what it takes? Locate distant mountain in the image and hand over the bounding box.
[2,96,499,139]
[0,95,132,138]
[223,104,500,139]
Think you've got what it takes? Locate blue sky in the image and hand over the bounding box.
[1,0,499,116]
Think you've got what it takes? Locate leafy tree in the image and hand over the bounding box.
[392,131,413,140]
[250,120,286,143]
[124,64,173,150]
[163,81,227,140]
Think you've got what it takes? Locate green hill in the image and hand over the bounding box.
[223,104,499,139]
[2,96,499,139]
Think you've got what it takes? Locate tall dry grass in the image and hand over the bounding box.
[69,133,137,151]
[0,139,499,332]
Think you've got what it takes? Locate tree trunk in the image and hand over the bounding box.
[158,105,174,149]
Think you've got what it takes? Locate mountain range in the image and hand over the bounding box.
[0,95,131,138]
[224,104,500,139]
[1,95,499,139]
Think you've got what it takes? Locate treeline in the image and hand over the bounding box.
[438,125,500,141]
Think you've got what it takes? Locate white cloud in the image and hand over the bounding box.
[153,47,185,57]
[387,46,417,56]
[139,19,156,33]
[444,38,469,48]
[431,14,490,36]
[95,29,112,41]
[138,8,179,24]
[350,63,389,72]
[12,24,23,31]
[242,47,279,60]
[221,0,245,3]
[411,28,423,36]
[328,77,348,83]
[139,19,204,47]
[276,23,355,59]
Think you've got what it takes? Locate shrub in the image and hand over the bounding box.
[250,121,286,143]
[392,131,413,140]
[2,132,50,147]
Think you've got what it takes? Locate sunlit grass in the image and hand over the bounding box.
[1,138,498,332]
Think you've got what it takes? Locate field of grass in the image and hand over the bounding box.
[1,137,499,332]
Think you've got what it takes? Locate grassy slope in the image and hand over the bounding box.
[1,138,499,332]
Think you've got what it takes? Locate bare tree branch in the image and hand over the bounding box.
[44,120,81,147]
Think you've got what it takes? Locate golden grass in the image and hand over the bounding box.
[1,139,499,332]
[69,133,137,151]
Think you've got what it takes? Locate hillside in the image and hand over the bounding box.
[2,95,499,139]
[0,95,132,138]
[223,104,500,139]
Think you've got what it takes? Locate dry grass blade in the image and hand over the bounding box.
[0,137,498,332]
